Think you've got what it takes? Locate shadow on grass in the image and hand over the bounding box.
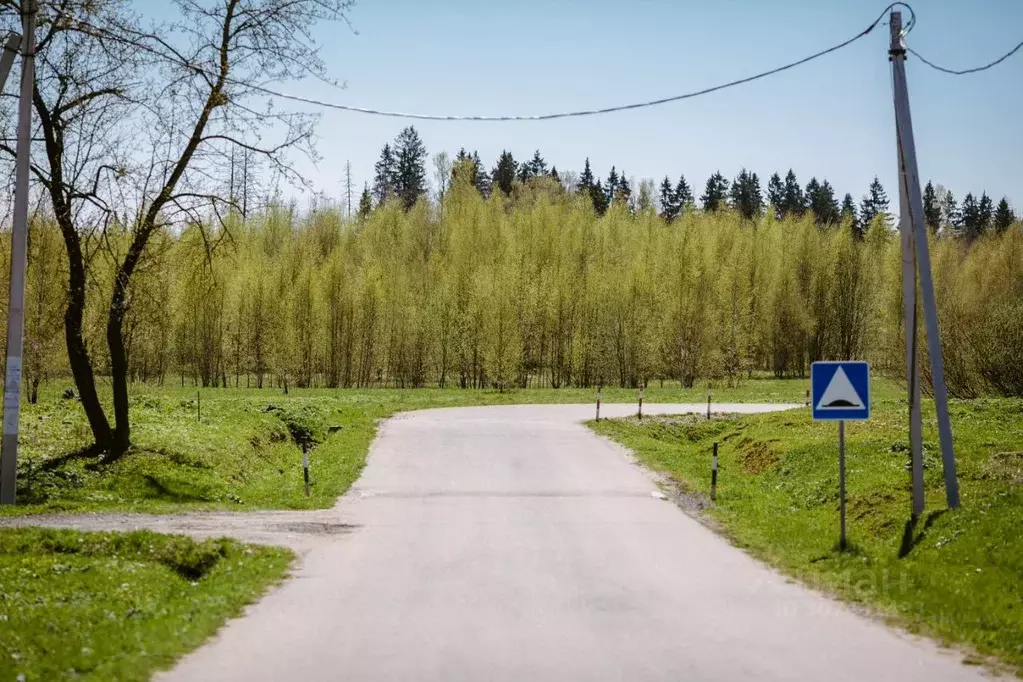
[898,508,949,558]
[38,442,103,472]
[142,474,213,503]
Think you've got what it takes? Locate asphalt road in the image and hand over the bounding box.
[157,403,994,682]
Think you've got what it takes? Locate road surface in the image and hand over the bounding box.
[141,402,993,682]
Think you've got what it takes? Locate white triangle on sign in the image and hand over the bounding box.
[816,367,864,410]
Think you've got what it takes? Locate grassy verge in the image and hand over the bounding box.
[0,527,292,681]
[4,377,878,515]
[590,398,1023,674]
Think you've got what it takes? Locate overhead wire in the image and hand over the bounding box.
[72,3,1021,122]
[908,40,1023,75]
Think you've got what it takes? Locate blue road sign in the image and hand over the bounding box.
[811,361,870,421]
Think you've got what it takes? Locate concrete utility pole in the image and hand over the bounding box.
[0,0,37,505]
[889,11,959,511]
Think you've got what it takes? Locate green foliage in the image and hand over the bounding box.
[0,528,291,681]
[7,183,1023,400]
[7,379,839,514]
[592,399,1023,674]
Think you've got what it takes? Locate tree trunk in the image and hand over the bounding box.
[64,234,112,451]
[106,242,145,460]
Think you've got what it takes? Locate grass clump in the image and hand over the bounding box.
[0,527,291,681]
[591,398,1023,674]
[7,377,855,515]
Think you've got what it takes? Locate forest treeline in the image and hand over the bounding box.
[5,169,1021,400]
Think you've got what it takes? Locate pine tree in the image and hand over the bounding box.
[993,197,1016,233]
[781,169,804,216]
[393,126,428,210]
[859,177,889,231]
[674,174,693,212]
[492,151,517,195]
[357,183,373,219]
[840,193,858,233]
[372,143,397,205]
[767,172,784,217]
[659,176,678,222]
[701,171,729,212]
[923,181,941,232]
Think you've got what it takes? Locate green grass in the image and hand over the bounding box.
[5,376,864,515]
[0,527,292,681]
[590,398,1023,675]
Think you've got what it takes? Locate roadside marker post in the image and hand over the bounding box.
[811,361,870,551]
[706,390,711,420]
[711,442,719,502]
[595,387,602,422]
[638,387,644,420]
[303,447,310,497]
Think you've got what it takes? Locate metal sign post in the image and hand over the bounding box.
[889,11,959,510]
[838,421,847,550]
[812,361,870,551]
[0,2,36,506]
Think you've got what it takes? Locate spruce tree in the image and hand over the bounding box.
[960,192,981,240]
[578,158,595,196]
[357,183,373,219]
[805,177,838,226]
[701,171,729,212]
[923,181,941,232]
[993,197,1016,233]
[674,174,693,212]
[859,176,889,231]
[605,167,619,207]
[472,151,491,197]
[492,151,517,195]
[529,150,548,177]
[978,192,993,232]
[840,193,858,232]
[549,166,560,183]
[614,172,631,205]
[372,143,397,205]
[767,172,784,217]
[728,168,761,220]
[660,176,678,222]
[591,178,609,215]
[941,190,960,231]
[517,162,532,184]
[393,126,428,210]
[782,169,803,216]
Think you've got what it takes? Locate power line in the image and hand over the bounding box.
[79,3,916,123]
[225,3,915,121]
[908,40,1023,76]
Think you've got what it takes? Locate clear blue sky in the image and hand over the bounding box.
[164,0,1023,207]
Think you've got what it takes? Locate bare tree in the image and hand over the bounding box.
[0,0,354,459]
